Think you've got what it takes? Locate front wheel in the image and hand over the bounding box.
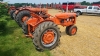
[33,21,61,51]
[65,25,77,36]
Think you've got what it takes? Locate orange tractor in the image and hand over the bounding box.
[13,7,78,51]
[13,7,48,27]
[9,6,33,20]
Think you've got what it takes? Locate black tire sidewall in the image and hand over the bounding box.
[33,21,61,50]
[65,26,70,35]
[69,25,77,36]
[16,10,31,27]
[10,10,15,19]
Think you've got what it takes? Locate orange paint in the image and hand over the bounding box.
[42,30,55,44]
[15,7,77,38]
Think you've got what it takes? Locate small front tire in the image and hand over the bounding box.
[65,25,77,36]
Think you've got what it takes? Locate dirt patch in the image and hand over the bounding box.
[48,9,100,56]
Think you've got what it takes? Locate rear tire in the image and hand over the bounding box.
[33,21,61,51]
[22,21,28,34]
[16,10,31,27]
[10,10,15,19]
[13,12,16,20]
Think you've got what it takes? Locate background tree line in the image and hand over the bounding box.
[9,1,100,7]
[1,0,100,7]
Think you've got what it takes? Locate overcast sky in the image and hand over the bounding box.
[3,0,100,4]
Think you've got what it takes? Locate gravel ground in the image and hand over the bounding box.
[48,9,100,56]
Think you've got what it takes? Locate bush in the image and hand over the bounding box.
[0,2,8,16]
[0,16,8,34]
[0,2,9,34]
[0,21,7,31]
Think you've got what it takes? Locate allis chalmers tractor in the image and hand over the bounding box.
[12,7,78,51]
[9,6,33,20]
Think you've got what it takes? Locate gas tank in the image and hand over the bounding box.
[55,13,76,19]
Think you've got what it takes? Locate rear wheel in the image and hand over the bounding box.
[10,10,15,19]
[13,12,16,20]
[33,21,61,51]
[16,10,31,27]
[22,21,28,34]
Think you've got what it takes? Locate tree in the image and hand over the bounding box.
[0,3,8,16]
[33,3,36,7]
[81,1,91,5]
[86,2,91,5]
[0,2,9,32]
[59,2,61,5]
[0,0,3,1]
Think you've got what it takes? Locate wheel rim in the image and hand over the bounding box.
[71,27,77,35]
[22,16,29,22]
[41,29,57,47]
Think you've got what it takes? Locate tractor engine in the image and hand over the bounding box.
[53,13,77,26]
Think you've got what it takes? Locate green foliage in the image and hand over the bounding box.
[0,16,11,33]
[0,0,3,1]
[0,20,7,33]
[0,2,52,56]
[0,12,52,56]
[8,3,37,8]
[81,1,91,5]
[0,3,8,16]
[0,2,10,34]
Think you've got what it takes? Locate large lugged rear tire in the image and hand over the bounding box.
[22,21,28,35]
[33,21,61,51]
[16,10,31,27]
[10,10,15,19]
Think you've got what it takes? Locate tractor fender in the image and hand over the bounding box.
[15,9,30,15]
[27,18,54,27]
[26,18,54,32]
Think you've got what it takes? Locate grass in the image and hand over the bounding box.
[0,17,52,56]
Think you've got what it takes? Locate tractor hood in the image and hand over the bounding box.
[55,13,77,19]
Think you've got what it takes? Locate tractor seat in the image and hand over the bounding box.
[40,14,49,19]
